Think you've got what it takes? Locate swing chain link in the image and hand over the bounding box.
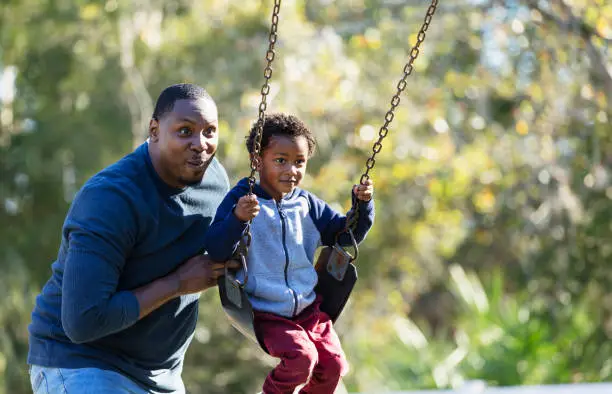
[346,0,438,232]
[240,0,282,261]
[248,0,281,194]
[359,0,437,186]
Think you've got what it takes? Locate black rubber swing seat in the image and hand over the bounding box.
[218,243,358,353]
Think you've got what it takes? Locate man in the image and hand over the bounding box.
[27,83,237,393]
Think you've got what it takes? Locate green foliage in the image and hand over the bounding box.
[348,265,612,391]
[1,0,611,393]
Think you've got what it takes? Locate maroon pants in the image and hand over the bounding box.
[254,297,349,394]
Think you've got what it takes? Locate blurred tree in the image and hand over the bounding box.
[0,0,611,393]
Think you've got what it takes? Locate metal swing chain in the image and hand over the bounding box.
[345,0,438,232]
[240,0,282,257]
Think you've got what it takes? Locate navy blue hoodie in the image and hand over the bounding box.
[206,178,374,318]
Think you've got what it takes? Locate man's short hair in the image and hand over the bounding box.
[152,83,213,120]
[246,113,316,157]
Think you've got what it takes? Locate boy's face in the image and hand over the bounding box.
[258,135,309,201]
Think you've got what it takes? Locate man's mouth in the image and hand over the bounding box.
[187,159,206,168]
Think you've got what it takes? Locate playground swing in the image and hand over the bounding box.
[218,0,439,351]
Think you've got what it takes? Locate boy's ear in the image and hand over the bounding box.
[250,154,263,171]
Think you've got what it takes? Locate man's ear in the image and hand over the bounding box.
[149,119,159,142]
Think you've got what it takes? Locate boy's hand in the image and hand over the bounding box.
[353,179,374,202]
[234,194,260,222]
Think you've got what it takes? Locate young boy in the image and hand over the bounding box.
[206,113,374,394]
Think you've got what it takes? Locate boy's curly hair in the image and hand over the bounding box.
[246,113,316,157]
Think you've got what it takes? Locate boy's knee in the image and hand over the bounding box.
[321,354,349,378]
[286,346,318,380]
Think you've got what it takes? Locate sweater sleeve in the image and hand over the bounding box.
[203,185,249,261]
[61,185,141,344]
[308,191,375,247]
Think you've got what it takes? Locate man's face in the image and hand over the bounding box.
[149,98,219,188]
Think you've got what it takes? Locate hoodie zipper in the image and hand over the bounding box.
[277,200,299,317]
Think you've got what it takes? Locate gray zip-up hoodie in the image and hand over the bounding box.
[205,178,374,318]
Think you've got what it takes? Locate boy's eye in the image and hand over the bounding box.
[178,127,192,136]
[274,158,286,164]
[205,126,217,135]
[296,159,306,165]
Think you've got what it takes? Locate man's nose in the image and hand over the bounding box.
[190,133,207,152]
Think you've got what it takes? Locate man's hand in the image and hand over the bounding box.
[133,256,240,319]
[173,255,241,295]
[234,194,260,222]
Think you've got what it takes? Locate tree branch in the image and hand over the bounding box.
[525,0,611,44]
[118,13,154,149]
[525,0,612,105]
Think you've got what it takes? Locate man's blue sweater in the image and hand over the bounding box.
[27,142,229,393]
